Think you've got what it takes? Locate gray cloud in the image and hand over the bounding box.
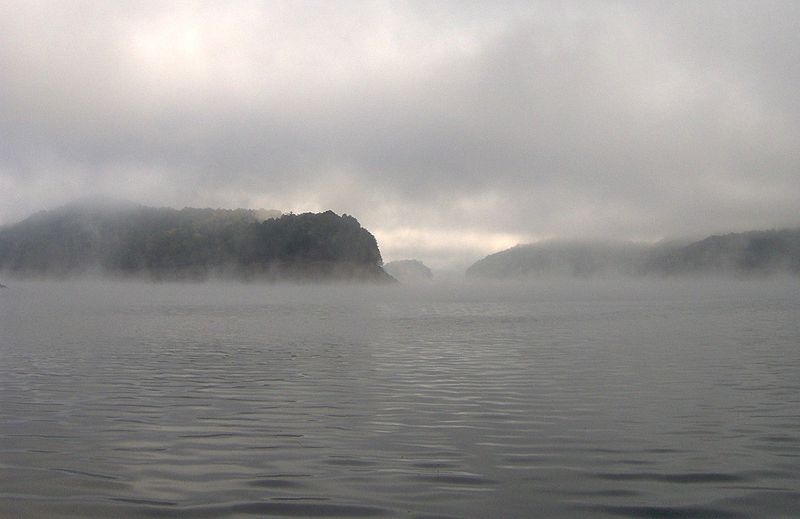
[1,0,799,269]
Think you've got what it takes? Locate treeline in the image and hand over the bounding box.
[644,229,800,275]
[466,228,800,279]
[0,202,392,282]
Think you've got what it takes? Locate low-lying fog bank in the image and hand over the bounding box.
[3,276,798,309]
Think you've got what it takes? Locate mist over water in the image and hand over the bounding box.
[1,279,799,518]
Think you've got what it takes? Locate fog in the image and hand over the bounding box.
[4,274,799,312]
[2,1,800,270]
[3,5,800,512]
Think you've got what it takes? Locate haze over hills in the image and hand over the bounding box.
[0,202,392,282]
[466,229,800,279]
[383,260,433,283]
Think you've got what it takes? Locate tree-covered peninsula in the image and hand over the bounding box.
[0,201,394,282]
[466,228,800,279]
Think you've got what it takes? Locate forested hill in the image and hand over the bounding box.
[643,228,800,276]
[466,228,800,279]
[383,260,433,282]
[0,203,393,282]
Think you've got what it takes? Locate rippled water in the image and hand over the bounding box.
[1,279,799,518]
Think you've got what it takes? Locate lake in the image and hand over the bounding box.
[1,279,799,518]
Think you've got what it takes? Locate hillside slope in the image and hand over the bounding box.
[467,229,800,279]
[0,202,393,282]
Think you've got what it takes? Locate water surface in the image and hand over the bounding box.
[1,279,799,517]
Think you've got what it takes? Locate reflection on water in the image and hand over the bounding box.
[1,280,799,518]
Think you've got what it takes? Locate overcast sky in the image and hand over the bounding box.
[1,1,799,269]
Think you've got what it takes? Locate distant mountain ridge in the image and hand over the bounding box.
[467,228,800,279]
[383,259,433,282]
[0,202,393,282]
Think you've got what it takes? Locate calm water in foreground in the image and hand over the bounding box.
[1,279,799,518]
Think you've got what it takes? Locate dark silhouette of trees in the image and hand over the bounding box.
[0,203,391,281]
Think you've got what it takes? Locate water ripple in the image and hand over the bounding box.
[1,280,799,518]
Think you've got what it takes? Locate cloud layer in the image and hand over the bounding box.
[2,1,799,269]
